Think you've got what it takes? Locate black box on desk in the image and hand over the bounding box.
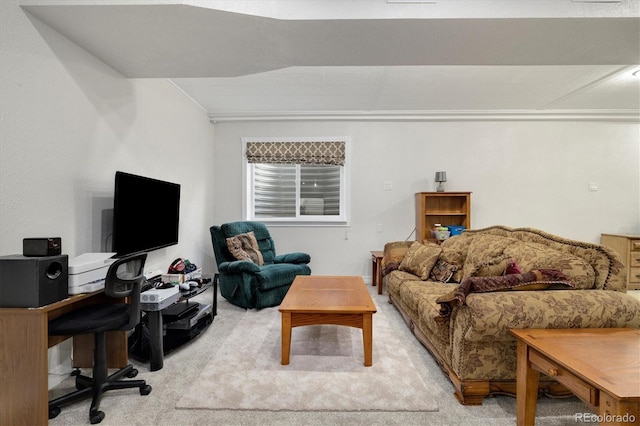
[23,237,62,257]
[0,254,69,308]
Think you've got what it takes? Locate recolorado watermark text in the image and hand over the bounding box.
[575,412,636,423]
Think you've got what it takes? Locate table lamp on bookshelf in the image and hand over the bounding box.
[435,171,447,192]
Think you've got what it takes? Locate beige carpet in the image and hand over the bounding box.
[176,302,439,412]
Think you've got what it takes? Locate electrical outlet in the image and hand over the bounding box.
[588,181,598,192]
[377,224,383,233]
[383,181,392,191]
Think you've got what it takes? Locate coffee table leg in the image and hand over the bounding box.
[516,339,539,426]
[281,312,292,365]
[363,313,373,367]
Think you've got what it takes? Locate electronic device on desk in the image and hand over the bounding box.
[0,254,68,307]
[163,302,214,350]
[141,269,164,292]
[140,285,180,311]
[161,300,199,322]
[68,253,116,295]
[165,302,213,331]
[129,301,214,361]
[144,269,163,283]
[162,268,202,286]
[23,237,61,257]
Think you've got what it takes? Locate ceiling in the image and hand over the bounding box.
[20,0,640,122]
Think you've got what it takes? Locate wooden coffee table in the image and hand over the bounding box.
[511,328,640,426]
[279,275,377,366]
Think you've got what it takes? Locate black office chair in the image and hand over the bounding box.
[48,253,152,424]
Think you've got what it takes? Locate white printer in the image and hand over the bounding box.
[68,253,116,295]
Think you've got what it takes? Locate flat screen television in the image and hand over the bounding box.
[112,171,181,257]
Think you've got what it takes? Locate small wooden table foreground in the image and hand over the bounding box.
[279,275,377,366]
[511,328,640,426]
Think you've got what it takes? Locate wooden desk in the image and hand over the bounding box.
[370,250,384,294]
[0,291,128,426]
[512,328,640,426]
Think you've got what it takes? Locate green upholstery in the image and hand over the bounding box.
[210,221,311,309]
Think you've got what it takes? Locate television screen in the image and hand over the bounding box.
[112,171,181,257]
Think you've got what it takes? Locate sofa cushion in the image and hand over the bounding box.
[440,233,474,260]
[226,231,264,265]
[437,248,465,282]
[435,269,574,321]
[397,280,452,322]
[429,259,458,283]
[455,290,640,344]
[413,283,458,317]
[475,257,511,277]
[461,235,516,279]
[386,270,421,302]
[504,241,596,289]
[399,242,442,280]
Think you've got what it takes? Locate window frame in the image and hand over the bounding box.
[242,136,351,227]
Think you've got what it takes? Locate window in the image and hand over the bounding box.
[243,137,350,225]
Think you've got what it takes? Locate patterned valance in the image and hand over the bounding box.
[246,141,345,166]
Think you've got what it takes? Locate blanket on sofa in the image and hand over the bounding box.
[434,269,573,322]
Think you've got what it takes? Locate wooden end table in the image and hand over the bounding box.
[279,275,377,366]
[370,250,384,294]
[511,328,640,426]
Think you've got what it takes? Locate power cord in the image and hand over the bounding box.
[405,228,416,241]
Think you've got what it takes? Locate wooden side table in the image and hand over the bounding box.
[511,328,640,426]
[370,250,384,294]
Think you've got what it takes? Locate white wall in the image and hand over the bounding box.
[213,120,640,278]
[1,3,215,385]
[1,2,216,270]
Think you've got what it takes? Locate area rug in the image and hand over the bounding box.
[175,302,439,412]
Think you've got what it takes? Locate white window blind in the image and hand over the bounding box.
[243,138,349,225]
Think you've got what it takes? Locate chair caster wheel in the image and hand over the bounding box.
[49,406,61,419]
[90,410,105,424]
[126,368,138,378]
[70,369,81,376]
[140,384,152,395]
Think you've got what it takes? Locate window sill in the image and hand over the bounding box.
[250,220,350,228]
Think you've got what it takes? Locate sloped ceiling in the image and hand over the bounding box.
[19,0,640,121]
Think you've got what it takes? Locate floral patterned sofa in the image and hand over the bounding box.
[383,226,640,405]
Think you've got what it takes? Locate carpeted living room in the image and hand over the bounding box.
[44,279,607,426]
[1,1,639,426]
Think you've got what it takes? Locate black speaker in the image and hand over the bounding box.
[0,254,69,308]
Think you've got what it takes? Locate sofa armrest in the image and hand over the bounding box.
[382,241,414,276]
[453,289,640,343]
[273,252,311,264]
[219,260,261,274]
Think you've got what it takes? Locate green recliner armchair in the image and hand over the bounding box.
[210,221,311,309]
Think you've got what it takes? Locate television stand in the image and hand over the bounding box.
[129,276,217,370]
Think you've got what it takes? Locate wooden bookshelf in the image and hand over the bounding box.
[415,192,471,242]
